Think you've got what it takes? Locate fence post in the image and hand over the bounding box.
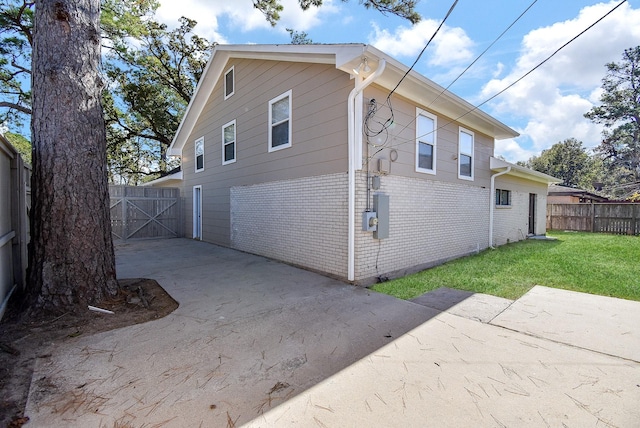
[590,204,596,232]
[121,187,128,241]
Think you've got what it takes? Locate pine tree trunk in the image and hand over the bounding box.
[28,0,118,312]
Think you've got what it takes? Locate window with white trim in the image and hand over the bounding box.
[458,127,474,180]
[415,108,437,174]
[268,90,292,152]
[224,66,234,99]
[496,189,511,206]
[195,137,204,172]
[222,120,236,165]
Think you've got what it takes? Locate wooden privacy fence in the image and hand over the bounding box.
[547,203,640,235]
[110,186,182,240]
[0,135,30,320]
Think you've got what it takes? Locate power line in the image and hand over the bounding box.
[460,0,628,122]
[386,0,459,102]
[383,0,540,156]
[426,0,539,110]
[366,0,460,143]
[368,0,628,162]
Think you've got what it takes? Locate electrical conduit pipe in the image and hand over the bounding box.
[347,58,386,281]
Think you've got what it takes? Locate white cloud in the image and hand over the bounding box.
[485,1,640,160]
[156,0,229,42]
[156,0,338,41]
[492,62,504,79]
[495,138,536,163]
[368,20,474,67]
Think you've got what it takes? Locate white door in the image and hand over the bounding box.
[193,185,202,240]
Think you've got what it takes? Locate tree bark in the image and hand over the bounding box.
[28,0,118,312]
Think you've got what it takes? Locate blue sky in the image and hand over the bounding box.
[156,0,640,163]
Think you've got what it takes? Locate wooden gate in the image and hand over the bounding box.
[110,186,182,240]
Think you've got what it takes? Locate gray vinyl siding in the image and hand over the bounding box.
[361,84,494,188]
[182,59,353,245]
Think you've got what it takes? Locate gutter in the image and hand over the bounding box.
[347,58,386,282]
[489,167,511,249]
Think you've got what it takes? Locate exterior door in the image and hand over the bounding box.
[528,193,536,235]
[193,185,202,240]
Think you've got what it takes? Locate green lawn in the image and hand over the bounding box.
[372,232,640,302]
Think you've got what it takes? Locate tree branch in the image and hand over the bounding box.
[0,101,32,115]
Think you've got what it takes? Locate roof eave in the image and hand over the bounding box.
[168,43,520,157]
[490,157,561,184]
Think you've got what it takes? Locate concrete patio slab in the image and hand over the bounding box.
[491,285,640,363]
[244,310,640,428]
[23,239,640,427]
[411,287,514,323]
[24,239,440,427]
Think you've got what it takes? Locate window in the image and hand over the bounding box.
[224,66,234,99]
[458,127,474,180]
[268,90,292,152]
[195,137,204,172]
[222,120,236,165]
[496,189,511,206]
[415,108,437,174]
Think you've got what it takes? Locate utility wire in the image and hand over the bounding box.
[426,0,539,110]
[383,0,539,155]
[371,0,628,159]
[367,0,460,142]
[454,0,628,124]
[386,0,459,102]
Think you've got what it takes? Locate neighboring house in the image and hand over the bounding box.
[547,184,609,204]
[163,44,559,284]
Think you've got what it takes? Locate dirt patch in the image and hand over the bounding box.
[0,278,178,427]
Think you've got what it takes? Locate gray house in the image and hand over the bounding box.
[163,44,559,284]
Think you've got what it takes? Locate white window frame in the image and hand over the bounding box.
[458,127,474,181]
[222,120,236,165]
[224,66,234,100]
[495,188,512,207]
[268,90,292,152]
[195,136,204,173]
[415,108,437,175]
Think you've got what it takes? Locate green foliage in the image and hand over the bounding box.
[523,138,600,189]
[360,0,420,24]
[255,0,420,26]
[0,0,158,129]
[2,0,420,184]
[585,46,640,199]
[4,130,30,163]
[0,0,34,126]
[287,28,313,44]
[372,232,640,302]
[103,16,211,184]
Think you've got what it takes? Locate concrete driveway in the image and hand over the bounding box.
[25,238,640,427]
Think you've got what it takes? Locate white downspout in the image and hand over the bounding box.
[347,59,386,282]
[489,167,511,249]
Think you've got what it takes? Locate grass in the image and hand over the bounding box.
[371,231,640,302]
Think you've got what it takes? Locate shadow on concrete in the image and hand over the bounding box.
[26,238,479,427]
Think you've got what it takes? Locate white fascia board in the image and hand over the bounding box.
[140,170,183,187]
[490,157,561,184]
[339,45,519,141]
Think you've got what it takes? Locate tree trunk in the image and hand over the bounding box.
[28,0,118,312]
